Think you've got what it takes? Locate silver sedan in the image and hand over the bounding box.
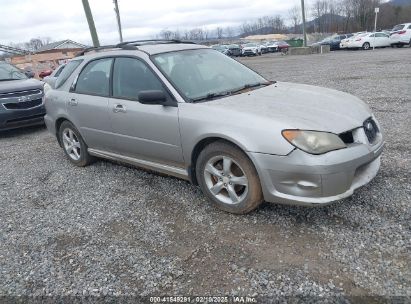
[44,41,384,214]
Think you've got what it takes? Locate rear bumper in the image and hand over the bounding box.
[0,106,46,131]
[249,141,384,206]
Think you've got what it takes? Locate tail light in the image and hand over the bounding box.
[397,30,406,35]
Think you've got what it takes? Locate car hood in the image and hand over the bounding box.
[0,78,43,94]
[203,82,372,134]
[243,46,257,50]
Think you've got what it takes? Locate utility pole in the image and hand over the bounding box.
[301,0,307,47]
[81,0,100,47]
[113,0,123,43]
[373,7,379,51]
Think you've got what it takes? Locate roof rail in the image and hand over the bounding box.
[75,45,119,57]
[116,39,196,47]
[75,39,196,57]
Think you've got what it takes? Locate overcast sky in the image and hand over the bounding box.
[1,0,314,46]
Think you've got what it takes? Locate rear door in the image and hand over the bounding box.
[108,56,183,167]
[67,57,117,152]
[375,33,390,47]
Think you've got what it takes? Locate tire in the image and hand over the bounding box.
[397,44,404,48]
[58,121,93,167]
[362,42,370,50]
[196,141,263,214]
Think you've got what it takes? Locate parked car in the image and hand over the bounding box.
[211,45,230,55]
[39,69,53,79]
[265,41,279,52]
[43,64,66,88]
[21,66,35,78]
[340,32,367,49]
[390,23,411,47]
[347,32,391,50]
[0,62,45,131]
[314,34,353,50]
[260,43,268,54]
[272,41,290,52]
[44,41,384,214]
[226,44,242,57]
[241,43,262,56]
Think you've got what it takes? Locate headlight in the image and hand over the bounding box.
[282,130,346,155]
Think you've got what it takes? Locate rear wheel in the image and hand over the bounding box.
[362,42,370,50]
[59,121,93,167]
[196,141,263,214]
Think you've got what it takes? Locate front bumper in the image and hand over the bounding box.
[242,49,258,55]
[249,140,384,206]
[0,105,46,131]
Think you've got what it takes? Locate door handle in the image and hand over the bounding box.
[113,104,126,113]
[68,98,78,106]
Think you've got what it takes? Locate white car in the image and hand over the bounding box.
[241,43,261,56]
[347,32,391,50]
[390,23,411,47]
[340,32,367,49]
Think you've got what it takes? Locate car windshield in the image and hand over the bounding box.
[0,62,27,81]
[392,24,404,31]
[245,43,257,47]
[152,49,269,101]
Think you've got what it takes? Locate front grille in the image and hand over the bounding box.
[0,89,42,99]
[363,117,379,144]
[3,98,43,110]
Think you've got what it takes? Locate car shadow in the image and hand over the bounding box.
[0,124,46,138]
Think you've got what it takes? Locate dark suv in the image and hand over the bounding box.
[0,62,45,131]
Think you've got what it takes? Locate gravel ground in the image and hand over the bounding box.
[0,48,410,302]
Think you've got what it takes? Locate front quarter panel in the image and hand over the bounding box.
[178,102,295,166]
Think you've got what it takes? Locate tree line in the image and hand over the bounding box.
[156,0,411,40]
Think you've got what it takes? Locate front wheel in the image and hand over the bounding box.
[59,121,93,167]
[196,141,263,214]
[363,42,370,50]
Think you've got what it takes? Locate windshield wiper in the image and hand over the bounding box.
[229,81,273,95]
[0,78,23,81]
[190,81,274,103]
[191,91,231,102]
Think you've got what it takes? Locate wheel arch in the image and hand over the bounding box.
[189,136,254,185]
[55,116,73,147]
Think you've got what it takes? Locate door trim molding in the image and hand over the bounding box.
[88,148,189,180]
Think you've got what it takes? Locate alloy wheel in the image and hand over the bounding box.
[62,128,81,161]
[203,155,249,205]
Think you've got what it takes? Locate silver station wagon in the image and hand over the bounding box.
[44,40,384,214]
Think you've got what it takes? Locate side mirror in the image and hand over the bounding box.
[25,71,35,78]
[138,90,167,105]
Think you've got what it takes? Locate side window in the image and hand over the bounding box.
[55,60,82,89]
[54,65,64,77]
[408,25,411,29]
[112,57,165,100]
[75,58,112,96]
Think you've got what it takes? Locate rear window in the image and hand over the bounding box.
[55,60,83,89]
[392,24,405,31]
